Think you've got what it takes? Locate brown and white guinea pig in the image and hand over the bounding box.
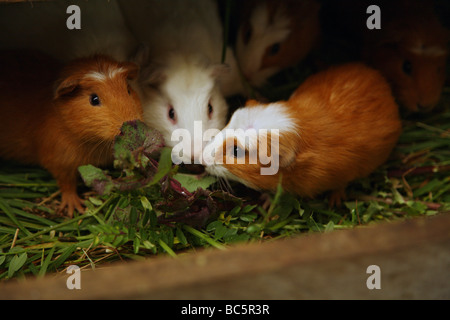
[0,50,143,217]
[235,0,321,88]
[204,63,402,205]
[361,0,449,113]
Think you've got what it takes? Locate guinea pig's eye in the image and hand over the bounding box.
[402,60,412,75]
[233,145,244,158]
[168,105,177,124]
[208,103,213,119]
[127,84,131,95]
[89,93,101,107]
[268,43,281,56]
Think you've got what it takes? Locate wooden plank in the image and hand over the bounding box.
[0,1,49,3]
[0,1,48,3]
[1,214,449,299]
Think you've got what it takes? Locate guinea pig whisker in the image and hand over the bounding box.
[78,135,102,149]
[96,139,114,165]
[215,178,223,192]
[218,176,233,194]
[224,178,234,194]
[79,138,111,167]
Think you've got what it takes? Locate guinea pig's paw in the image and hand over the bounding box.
[328,188,347,208]
[58,192,86,218]
[259,192,273,211]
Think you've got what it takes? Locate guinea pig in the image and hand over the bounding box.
[361,0,449,113]
[235,0,321,88]
[119,0,233,162]
[204,63,402,206]
[0,51,143,217]
[134,51,229,165]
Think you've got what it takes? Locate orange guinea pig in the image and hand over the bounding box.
[204,63,402,205]
[0,51,143,217]
[362,0,449,113]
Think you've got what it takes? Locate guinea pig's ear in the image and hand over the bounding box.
[131,43,150,67]
[210,63,231,79]
[245,99,261,107]
[276,134,297,168]
[261,131,297,168]
[120,61,139,80]
[54,76,79,99]
[139,63,166,87]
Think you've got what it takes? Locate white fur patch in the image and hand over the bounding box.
[205,102,298,160]
[409,43,447,57]
[227,103,298,134]
[84,66,125,81]
[84,71,107,81]
[204,103,296,182]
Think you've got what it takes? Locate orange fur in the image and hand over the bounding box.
[219,63,402,203]
[321,0,448,112]
[0,50,143,217]
[362,0,449,112]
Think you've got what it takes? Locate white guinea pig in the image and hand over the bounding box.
[119,0,235,163]
[235,0,321,88]
[134,49,229,164]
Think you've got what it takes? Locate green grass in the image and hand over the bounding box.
[1,0,450,282]
[0,99,449,280]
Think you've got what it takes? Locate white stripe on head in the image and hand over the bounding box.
[409,42,447,57]
[227,103,298,134]
[209,102,299,154]
[84,66,125,81]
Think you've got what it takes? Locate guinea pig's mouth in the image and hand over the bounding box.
[206,164,258,191]
[416,104,435,113]
[205,164,233,181]
[179,163,206,174]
